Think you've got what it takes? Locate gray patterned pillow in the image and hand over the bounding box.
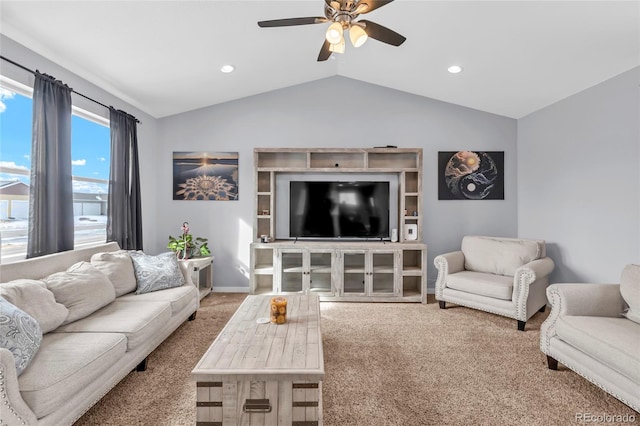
[0,297,42,375]
[129,251,185,294]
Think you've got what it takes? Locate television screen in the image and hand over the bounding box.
[290,181,390,239]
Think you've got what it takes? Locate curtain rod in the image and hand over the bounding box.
[1,55,140,124]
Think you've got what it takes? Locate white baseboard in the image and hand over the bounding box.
[212,286,250,293]
[212,287,433,295]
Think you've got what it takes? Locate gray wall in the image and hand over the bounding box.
[157,76,517,291]
[518,67,640,283]
[9,32,636,291]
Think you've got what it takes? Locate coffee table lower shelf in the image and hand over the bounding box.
[196,379,322,425]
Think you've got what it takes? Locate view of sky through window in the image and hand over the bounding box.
[0,89,110,190]
[0,88,31,179]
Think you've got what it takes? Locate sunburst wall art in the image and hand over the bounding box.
[172,151,238,201]
[438,151,504,200]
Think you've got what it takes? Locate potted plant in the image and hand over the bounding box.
[167,222,210,260]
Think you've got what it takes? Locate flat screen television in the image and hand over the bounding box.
[289,181,390,239]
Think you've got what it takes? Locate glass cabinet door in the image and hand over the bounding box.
[370,251,396,295]
[280,251,304,293]
[342,252,366,294]
[309,251,333,295]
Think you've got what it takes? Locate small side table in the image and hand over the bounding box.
[179,256,214,300]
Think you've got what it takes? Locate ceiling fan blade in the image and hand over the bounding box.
[258,17,327,27]
[317,40,332,62]
[359,19,406,46]
[356,0,394,14]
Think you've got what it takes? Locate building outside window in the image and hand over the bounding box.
[0,76,110,263]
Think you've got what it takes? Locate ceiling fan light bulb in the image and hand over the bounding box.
[326,22,343,44]
[349,25,368,48]
[329,36,346,53]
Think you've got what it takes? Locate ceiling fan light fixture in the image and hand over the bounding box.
[256,0,405,62]
[326,21,343,44]
[329,36,346,53]
[349,24,368,48]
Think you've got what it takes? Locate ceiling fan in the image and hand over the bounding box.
[257,0,406,61]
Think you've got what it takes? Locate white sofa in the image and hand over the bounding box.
[0,242,200,426]
[541,264,640,412]
[434,236,555,330]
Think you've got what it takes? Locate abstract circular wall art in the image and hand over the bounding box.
[172,152,238,200]
[438,151,504,200]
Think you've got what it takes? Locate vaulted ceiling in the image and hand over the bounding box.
[1,1,638,119]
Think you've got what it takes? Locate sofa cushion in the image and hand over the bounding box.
[54,300,171,351]
[91,250,138,297]
[620,264,640,324]
[462,236,541,276]
[18,332,127,419]
[556,316,640,383]
[129,251,185,294]
[118,284,198,316]
[0,279,69,333]
[446,270,513,300]
[43,262,116,325]
[0,297,42,375]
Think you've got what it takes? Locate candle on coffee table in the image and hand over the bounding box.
[270,296,287,324]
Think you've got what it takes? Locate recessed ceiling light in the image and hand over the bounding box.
[220,65,235,73]
[448,65,463,74]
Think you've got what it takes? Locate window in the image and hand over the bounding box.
[0,76,110,263]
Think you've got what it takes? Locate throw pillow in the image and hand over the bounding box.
[91,250,138,297]
[0,297,43,375]
[620,264,640,324]
[0,279,69,333]
[43,262,116,325]
[129,251,185,294]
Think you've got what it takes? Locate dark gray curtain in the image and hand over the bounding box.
[27,72,74,258]
[107,108,143,250]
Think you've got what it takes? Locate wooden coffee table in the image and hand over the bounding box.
[192,294,324,425]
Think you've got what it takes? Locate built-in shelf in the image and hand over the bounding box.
[251,148,426,303]
[369,152,418,169]
[254,264,274,274]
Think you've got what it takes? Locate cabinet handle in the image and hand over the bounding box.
[243,399,271,413]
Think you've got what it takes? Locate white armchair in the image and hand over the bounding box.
[434,236,555,331]
[540,264,640,412]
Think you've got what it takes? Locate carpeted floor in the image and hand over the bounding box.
[75,293,636,425]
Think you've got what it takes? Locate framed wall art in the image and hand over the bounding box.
[438,151,504,200]
[172,151,238,200]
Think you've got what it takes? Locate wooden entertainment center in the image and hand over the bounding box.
[250,148,427,303]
